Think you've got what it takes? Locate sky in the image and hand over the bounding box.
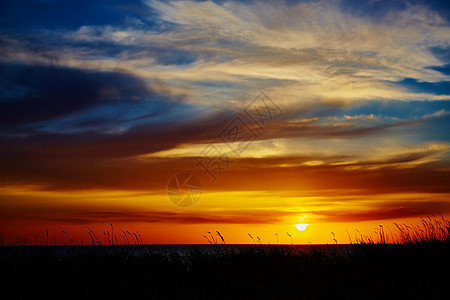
[1,0,450,245]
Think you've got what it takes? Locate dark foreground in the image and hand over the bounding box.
[1,244,449,299]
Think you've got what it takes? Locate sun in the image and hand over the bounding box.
[295,215,309,231]
[294,223,309,231]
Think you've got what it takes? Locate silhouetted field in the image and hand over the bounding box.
[1,217,450,299]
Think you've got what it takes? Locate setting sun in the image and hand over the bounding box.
[294,224,309,232]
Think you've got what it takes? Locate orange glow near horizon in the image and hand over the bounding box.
[2,212,446,245]
[1,186,449,245]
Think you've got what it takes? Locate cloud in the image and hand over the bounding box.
[0,203,297,225]
[0,63,192,134]
[2,0,450,108]
[422,109,450,119]
[1,0,450,232]
[311,200,450,222]
[0,139,448,194]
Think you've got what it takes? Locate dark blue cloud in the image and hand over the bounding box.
[0,63,106,130]
[0,63,196,134]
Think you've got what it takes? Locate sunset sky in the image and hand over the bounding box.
[1,0,450,245]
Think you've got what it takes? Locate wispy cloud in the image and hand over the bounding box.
[2,0,450,106]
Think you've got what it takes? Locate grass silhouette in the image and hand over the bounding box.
[1,216,450,299]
